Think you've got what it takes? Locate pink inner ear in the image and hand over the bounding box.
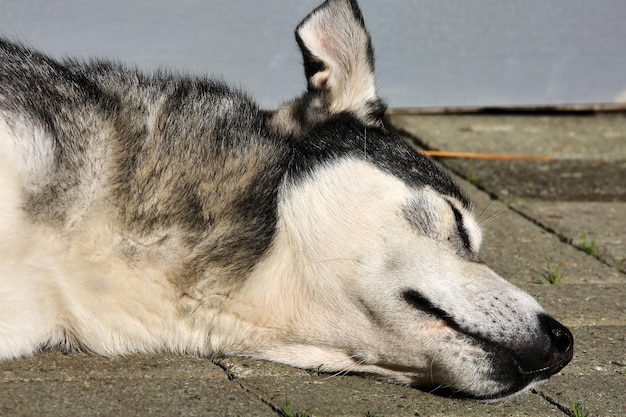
[312,73,329,89]
[316,31,334,57]
[304,29,333,89]
[307,28,336,64]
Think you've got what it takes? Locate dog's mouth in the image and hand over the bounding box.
[347,321,573,402]
[410,335,573,402]
[401,290,574,400]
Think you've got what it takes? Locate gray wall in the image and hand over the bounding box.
[1,0,625,108]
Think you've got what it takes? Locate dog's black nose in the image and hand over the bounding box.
[542,315,574,375]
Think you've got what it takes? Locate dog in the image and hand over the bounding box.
[0,0,572,401]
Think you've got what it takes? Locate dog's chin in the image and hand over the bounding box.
[422,314,574,402]
[417,377,547,403]
[352,363,549,403]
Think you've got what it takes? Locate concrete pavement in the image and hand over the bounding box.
[0,110,624,416]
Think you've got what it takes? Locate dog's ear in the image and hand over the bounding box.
[266,0,386,136]
[295,0,384,124]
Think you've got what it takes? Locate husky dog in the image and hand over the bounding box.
[0,0,572,401]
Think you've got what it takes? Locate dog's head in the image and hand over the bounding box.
[246,0,573,401]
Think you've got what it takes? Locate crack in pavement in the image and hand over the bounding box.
[212,358,287,416]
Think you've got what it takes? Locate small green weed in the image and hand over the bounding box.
[364,412,383,417]
[572,399,587,417]
[283,401,318,417]
[579,232,601,259]
[306,364,327,377]
[615,258,625,271]
[466,170,481,187]
[540,259,565,285]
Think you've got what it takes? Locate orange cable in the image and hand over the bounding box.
[420,150,551,161]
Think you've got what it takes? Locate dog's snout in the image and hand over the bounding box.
[542,315,574,375]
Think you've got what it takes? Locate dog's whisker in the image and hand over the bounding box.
[427,384,447,395]
[429,350,441,386]
[319,357,366,381]
[476,199,494,220]
[478,209,505,227]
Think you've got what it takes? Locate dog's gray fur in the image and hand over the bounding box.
[0,0,572,401]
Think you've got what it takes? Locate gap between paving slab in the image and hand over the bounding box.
[510,201,626,273]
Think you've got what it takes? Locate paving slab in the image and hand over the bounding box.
[391,113,626,161]
[524,283,626,328]
[539,375,626,417]
[511,200,626,273]
[0,353,274,417]
[391,113,626,201]
[562,326,626,376]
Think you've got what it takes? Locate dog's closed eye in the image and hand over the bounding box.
[445,201,481,262]
[446,201,470,250]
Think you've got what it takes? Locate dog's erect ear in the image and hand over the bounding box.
[266,0,386,136]
[295,0,383,123]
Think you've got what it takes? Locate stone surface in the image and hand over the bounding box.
[511,200,626,273]
[0,353,275,417]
